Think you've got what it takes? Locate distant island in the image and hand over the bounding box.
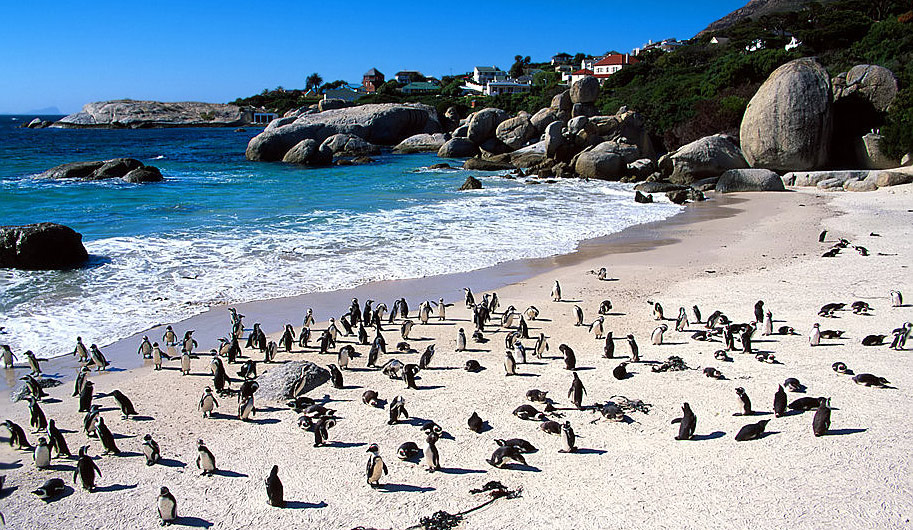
[52,99,276,129]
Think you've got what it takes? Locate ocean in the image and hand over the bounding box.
[0,115,682,357]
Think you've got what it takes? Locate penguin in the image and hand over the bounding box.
[734,419,770,441]
[89,344,109,371]
[464,359,482,372]
[672,403,696,440]
[327,319,340,343]
[158,486,178,525]
[199,387,219,418]
[596,267,608,281]
[651,324,667,345]
[513,404,545,421]
[890,322,912,350]
[812,397,831,436]
[853,373,890,387]
[652,302,664,320]
[400,320,414,340]
[403,364,419,390]
[142,434,161,466]
[778,325,798,335]
[328,364,344,389]
[33,437,51,469]
[298,327,311,349]
[388,395,408,425]
[196,439,217,476]
[551,280,562,302]
[264,341,278,363]
[589,316,605,339]
[74,446,102,491]
[574,305,584,327]
[809,323,821,346]
[418,344,435,369]
[818,229,827,242]
[518,316,530,339]
[761,310,773,336]
[266,465,285,507]
[862,334,887,346]
[397,441,421,461]
[464,287,475,308]
[96,417,120,455]
[182,330,198,355]
[734,387,752,416]
[1,344,16,369]
[501,309,516,329]
[418,300,432,325]
[47,419,70,457]
[534,333,549,359]
[73,366,89,397]
[357,323,368,345]
[753,301,765,326]
[783,378,804,392]
[851,301,871,314]
[504,350,516,376]
[598,300,613,315]
[32,477,67,501]
[238,395,256,421]
[239,379,259,403]
[612,362,629,380]
[603,331,615,358]
[767,385,787,419]
[362,299,375,327]
[138,336,153,358]
[73,336,89,362]
[79,380,95,413]
[179,349,192,375]
[83,405,101,438]
[741,324,755,354]
[559,422,576,453]
[163,325,177,346]
[27,396,48,432]
[675,307,688,332]
[366,444,388,487]
[627,334,640,362]
[24,350,41,375]
[424,433,441,472]
[488,445,527,468]
[891,290,903,307]
[692,305,702,323]
[311,417,336,447]
[568,372,586,409]
[559,344,575,370]
[152,342,166,370]
[524,305,540,321]
[302,308,315,328]
[467,412,484,433]
[3,419,31,450]
[456,328,467,352]
[110,389,138,419]
[280,324,295,352]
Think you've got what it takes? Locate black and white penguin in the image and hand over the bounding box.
[162,326,177,346]
[74,446,102,491]
[32,477,66,501]
[199,387,219,418]
[424,433,441,472]
[266,465,285,507]
[603,331,615,358]
[504,350,516,376]
[95,417,120,455]
[3,419,31,450]
[672,403,696,440]
[89,344,109,371]
[753,301,765,325]
[487,445,527,468]
[24,350,41,375]
[83,405,101,438]
[158,486,178,525]
[73,336,89,363]
[27,396,48,433]
[692,305,702,323]
[651,324,668,345]
[853,373,890,387]
[366,444,388,487]
[774,385,787,417]
[734,419,769,441]
[568,372,586,409]
[388,396,408,425]
[79,380,95,413]
[1,345,16,369]
[47,419,70,457]
[574,305,584,327]
[734,387,753,416]
[467,411,484,433]
[418,344,435,369]
[627,334,640,362]
[812,397,831,436]
[280,324,295,352]
[559,344,576,370]
[33,437,51,469]
[397,441,421,461]
[328,364,344,389]
[138,336,153,358]
[110,389,138,419]
[196,439,217,476]
[403,364,419,390]
[589,316,605,339]
[559,422,576,453]
[612,362,628,380]
[142,434,161,466]
[238,395,256,421]
[891,290,903,307]
[551,280,562,302]
[456,328,467,352]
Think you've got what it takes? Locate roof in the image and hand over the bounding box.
[594,54,638,66]
[474,66,504,73]
[364,68,383,77]
[401,82,439,91]
[571,69,594,75]
[552,52,572,58]
[395,70,423,76]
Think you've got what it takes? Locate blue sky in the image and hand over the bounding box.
[0,0,746,114]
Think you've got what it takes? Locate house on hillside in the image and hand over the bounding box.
[484,81,531,96]
[593,53,638,79]
[567,69,594,85]
[472,66,508,85]
[632,38,684,55]
[400,82,439,95]
[394,70,425,84]
[362,68,385,92]
[580,56,603,71]
[323,86,364,102]
[551,52,573,65]
[555,64,574,75]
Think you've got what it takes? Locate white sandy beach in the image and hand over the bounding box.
[1,185,912,530]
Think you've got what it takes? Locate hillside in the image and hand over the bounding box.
[699,0,839,36]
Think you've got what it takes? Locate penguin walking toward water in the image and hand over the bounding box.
[424,433,441,472]
[79,380,95,413]
[366,444,388,487]
[199,387,219,418]
[672,403,696,440]
[110,390,138,419]
[28,396,48,433]
[551,281,562,302]
[74,446,102,491]
[89,344,109,371]
[47,419,70,457]
[1,345,17,369]
[142,434,161,466]
[196,440,217,476]
[568,373,586,409]
[158,486,178,525]
[24,350,42,375]
[266,465,285,507]
[96,417,120,455]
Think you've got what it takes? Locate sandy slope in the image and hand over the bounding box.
[1,186,911,530]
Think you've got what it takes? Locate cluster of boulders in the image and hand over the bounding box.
[37,158,163,183]
[22,118,53,129]
[0,223,89,270]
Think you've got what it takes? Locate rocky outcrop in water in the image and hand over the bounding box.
[55,100,250,128]
[37,158,164,183]
[0,223,89,270]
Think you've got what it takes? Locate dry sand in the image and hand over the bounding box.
[1,185,911,530]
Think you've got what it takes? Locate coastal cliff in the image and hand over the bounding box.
[54,99,252,128]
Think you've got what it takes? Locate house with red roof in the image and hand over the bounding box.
[567,68,594,85]
[592,53,638,79]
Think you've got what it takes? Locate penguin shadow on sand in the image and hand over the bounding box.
[167,516,214,528]
[689,431,726,441]
[377,483,435,493]
[283,500,328,510]
[157,457,186,468]
[93,482,139,493]
[211,469,248,478]
[0,460,22,471]
[438,466,487,475]
[322,441,366,449]
[825,428,867,436]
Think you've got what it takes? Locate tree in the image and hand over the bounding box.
[305,73,323,93]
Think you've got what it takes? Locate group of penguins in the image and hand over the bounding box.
[2,257,910,526]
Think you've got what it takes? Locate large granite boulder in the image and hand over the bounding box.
[282,139,333,165]
[256,361,330,401]
[92,158,144,180]
[55,99,247,128]
[874,170,913,187]
[506,140,547,168]
[37,158,162,183]
[574,142,625,180]
[551,91,572,112]
[544,121,571,161]
[467,108,510,144]
[530,108,560,133]
[318,98,348,112]
[856,133,897,170]
[320,134,380,156]
[590,110,656,161]
[495,116,536,150]
[438,138,479,158]
[246,104,441,161]
[123,166,163,183]
[786,170,869,187]
[570,76,600,104]
[740,58,832,171]
[394,133,447,153]
[459,176,483,190]
[715,169,785,193]
[463,157,514,171]
[0,223,89,270]
[670,134,748,184]
[833,65,898,113]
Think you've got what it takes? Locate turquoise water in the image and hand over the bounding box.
[0,115,682,356]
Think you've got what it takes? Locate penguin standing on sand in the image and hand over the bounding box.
[774,385,787,417]
[551,281,562,302]
[303,308,314,328]
[199,387,219,418]
[138,336,153,358]
[142,434,161,465]
[163,326,177,347]
[3,419,31,450]
[574,305,584,327]
[675,307,688,332]
[25,350,41,375]
[672,403,696,440]
[47,419,70,457]
[266,465,285,507]
[89,344,109,371]
[754,301,765,326]
[79,380,95,413]
[456,328,467,352]
[158,486,178,525]
[181,350,192,375]
[74,446,101,491]
[627,334,640,362]
[196,439,217,476]
[424,432,441,472]
[33,437,51,469]
[535,333,549,359]
[328,364,344,389]
[73,366,89,397]
[652,324,668,345]
[238,395,256,421]
[96,417,120,454]
[182,330,197,355]
[504,350,517,376]
[1,345,16,369]
[734,387,753,416]
[559,422,577,453]
[568,372,586,409]
[464,288,475,308]
[110,389,138,419]
[280,325,295,352]
[28,396,48,433]
[762,310,773,336]
[891,290,903,307]
[152,342,167,370]
[809,323,821,346]
[73,337,89,362]
[589,317,605,339]
[812,397,831,436]
[366,444,388,487]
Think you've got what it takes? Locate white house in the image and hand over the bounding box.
[581,56,601,71]
[593,54,638,79]
[473,66,508,85]
[567,69,594,85]
[484,81,531,96]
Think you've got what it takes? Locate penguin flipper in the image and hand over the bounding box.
[671,418,682,424]
[382,462,388,475]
